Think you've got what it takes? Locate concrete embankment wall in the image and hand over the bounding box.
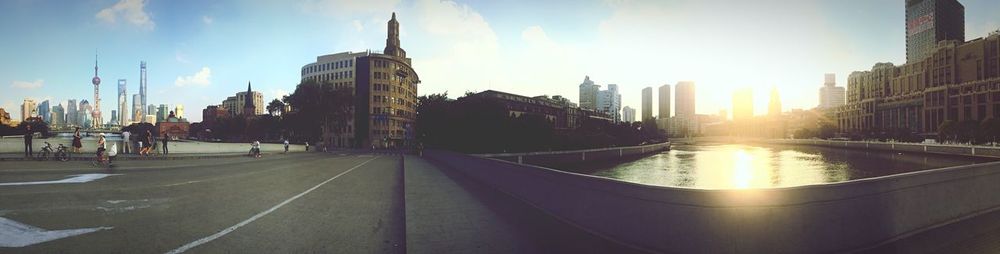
[770,139,1000,158]
[473,142,670,168]
[425,147,1000,253]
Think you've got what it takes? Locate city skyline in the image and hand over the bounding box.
[3,0,1000,122]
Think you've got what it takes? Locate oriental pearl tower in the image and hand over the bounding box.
[91,54,103,129]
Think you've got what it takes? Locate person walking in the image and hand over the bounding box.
[143,130,154,156]
[122,130,131,154]
[72,127,82,153]
[23,124,33,158]
[162,133,169,155]
[283,139,289,154]
[96,133,107,163]
[305,141,309,152]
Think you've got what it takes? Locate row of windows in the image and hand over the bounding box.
[303,59,355,75]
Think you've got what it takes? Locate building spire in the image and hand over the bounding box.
[94,51,99,76]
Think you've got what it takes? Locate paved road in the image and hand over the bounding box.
[0,153,640,253]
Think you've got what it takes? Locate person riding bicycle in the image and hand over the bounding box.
[251,140,262,158]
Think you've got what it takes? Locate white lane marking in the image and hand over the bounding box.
[165,156,380,254]
[0,217,112,247]
[0,174,120,186]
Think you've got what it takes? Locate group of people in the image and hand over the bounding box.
[120,129,169,156]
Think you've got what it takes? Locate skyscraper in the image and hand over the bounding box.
[819,73,846,109]
[675,81,696,117]
[110,110,118,126]
[147,105,156,122]
[132,94,142,123]
[118,79,127,126]
[905,0,964,63]
[140,61,148,118]
[157,104,169,122]
[21,99,37,121]
[623,106,636,123]
[67,99,78,126]
[78,100,92,128]
[51,104,65,128]
[597,84,621,122]
[578,76,600,110]
[37,100,50,123]
[91,54,103,129]
[658,84,671,119]
[641,87,653,121]
[768,87,782,117]
[175,105,184,119]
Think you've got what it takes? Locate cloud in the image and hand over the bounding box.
[175,52,191,63]
[352,20,364,32]
[411,0,502,95]
[95,0,155,31]
[302,0,400,17]
[10,79,44,89]
[202,16,214,25]
[270,89,289,101]
[174,67,212,87]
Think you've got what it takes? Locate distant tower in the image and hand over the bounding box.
[243,81,255,117]
[140,61,148,118]
[91,53,103,129]
[383,12,406,58]
[118,79,127,126]
[768,87,782,117]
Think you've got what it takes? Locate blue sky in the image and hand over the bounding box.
[2,0,999,122]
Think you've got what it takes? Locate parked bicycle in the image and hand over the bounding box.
[36,142,53,161]
[54,143,70,162]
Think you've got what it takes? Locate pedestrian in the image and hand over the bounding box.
[162,133,169,155]
[283,139,289,153]
[72,127,82,153]
[305,141,309,152]
[122,130,131,154]
[96,133,107,163]
[144,130,154,156]
[23,124,33,158]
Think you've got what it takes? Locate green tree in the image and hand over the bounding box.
[938,120,956,143]
[980,118,1000,145]
[284,79,354,144]
[266,99,285,116]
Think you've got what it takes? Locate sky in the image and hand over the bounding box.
[2,0,1000,123]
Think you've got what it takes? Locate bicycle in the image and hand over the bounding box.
[54,143,70,162]
[92,150,114,170]
[36,142,53,161]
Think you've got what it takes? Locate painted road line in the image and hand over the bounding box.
[0,174,120,186]
[164,156,380,254]
[0,217,112,247]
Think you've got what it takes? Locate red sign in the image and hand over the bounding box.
[907,13,934,36]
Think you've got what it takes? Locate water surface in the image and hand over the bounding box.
[589,144,997,189]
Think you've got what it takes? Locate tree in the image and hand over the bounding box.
[266,99,285,116]
[938,120,956,143]
[284,79,354,144]
[17,117,50,138]
[980,118,1000,145]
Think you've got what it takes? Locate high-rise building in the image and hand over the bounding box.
[140,61,148,117]
[641,87,653,121]
[243,82,255,117]
[768,87,782,117]
[597,84,622,122]
[623,106,636,123]
[91,54,103,129]
[675,81,696,117]
[132,94,142,123]
[300,13,420,149]
[110,110,118,126]
[733,88,754,122]
[905,0,964,63]
[21,99,37,122]
[118,79,127,126]
[67,99,78,126]
[78,100,92,128]
[37,100,50,123]
[578,76,599,110]
[157,104,169,122]
[222,89,264,116]
[658,84,671,119]
[147,105,156,122]
[51,104,65,128]
[819,73,846,109]
[175,105,184,119]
